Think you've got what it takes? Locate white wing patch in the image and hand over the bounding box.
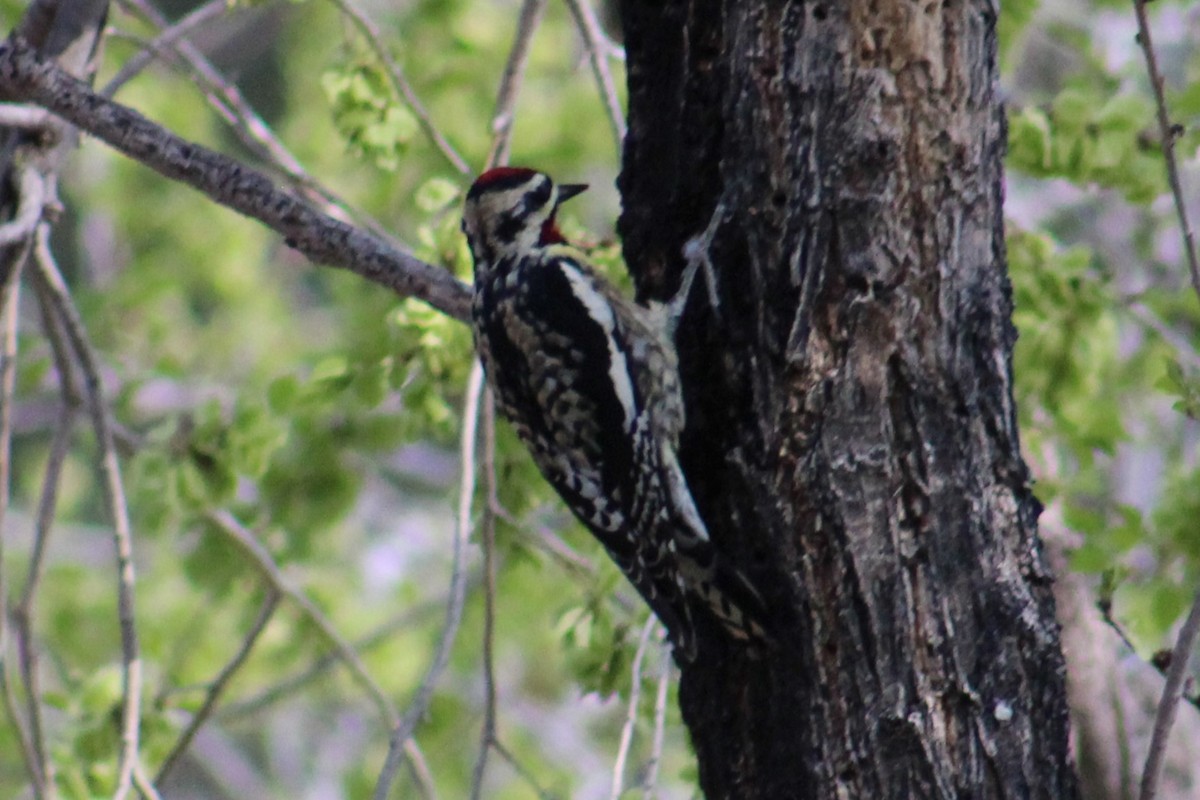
[559,263,638,430]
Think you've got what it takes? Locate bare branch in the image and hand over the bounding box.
[1097,599,1200,712]
[217,595,452,722]
[469,392,500,800]
[18,296,79,616]
[493,740,560,800]
[0,165,46,246]
[112,0,409,250]
[373,360,483,800]
[562,0,625,150]
[643,638,671,799]
[0,103,50,129]
[485,0,548,169]
[203,509,399,726]
[404,743,439,800]
[32,223,145,800]
[104,0,228,95]
[610,616,656,800]
[132,760,163,800]
[0,37,473,321]
[326,0,470,176]
[12,273,82,800]
[1138,588,1200,800]
[1131,0,1200,302]
[0,246,44,799]
[155,589,281,786]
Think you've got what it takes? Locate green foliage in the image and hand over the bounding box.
[1003,0,1200,652]
[1010,230,1124,462]
[0,0,645,796]
[322,63,420,171]
[1009,93,1164,202]
[3,0,1200,796]
[997,0,1040,67]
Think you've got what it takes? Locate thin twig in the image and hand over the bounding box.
[0,103,50,129]
[1131,0,1200,301]
[404,744,439,800]
[1139,588,1200,800]
[217,596,449,721]
[32,224,145,800]
[610,616,656,800]
[561,0,625,150]
[0,37,473,320]
[18,314,79,616]
[326,0,469,175]
[485,0,548,169]
[1126,302,1200,371]
[643,637,671,799]
[0,165,46,246]
[373,360,484,800]
[203,511,442,795]
[203,509,398,725]
[133,761,163,800]
[113,0,408,249]
[1097,600,1200,712]
[13,273,81,800]
[104,0,227,95]
[493,740,560,800]
[0,245,44,798]
[155,588,281,785]
[469,392,500,800]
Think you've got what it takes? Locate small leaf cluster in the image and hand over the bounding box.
[1009,93,1164,203]
[321,63,419,172]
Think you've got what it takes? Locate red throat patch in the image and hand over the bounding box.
[540,214,567,245]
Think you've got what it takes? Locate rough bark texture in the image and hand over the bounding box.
[616,2,1079,798]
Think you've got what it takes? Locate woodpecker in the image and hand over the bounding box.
[462,167,766,658]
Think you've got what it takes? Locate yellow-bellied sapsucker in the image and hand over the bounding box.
[462,167,767,658]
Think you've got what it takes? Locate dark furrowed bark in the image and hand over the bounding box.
[618,3,1079,798]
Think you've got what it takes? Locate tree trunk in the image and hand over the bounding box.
[616,2,1079,798]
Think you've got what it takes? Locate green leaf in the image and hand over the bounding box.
[1093,95,1148,133]
[1008,108,1053,173]
[311,355,349,382]
[1069,542,1111,573]
[415,177,461,212]
[268,375,301,412]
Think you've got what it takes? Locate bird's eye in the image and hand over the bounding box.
[528,179,552,210]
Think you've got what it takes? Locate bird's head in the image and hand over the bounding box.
[462,167,587,261]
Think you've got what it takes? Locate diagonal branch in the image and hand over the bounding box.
[562,0,625,151]
[1132,0,1200,302]
[0,37,473,321]
[1138,588,1200,800]
[33,223,145,800]
[485,0,548,169]
[0,244,45,799]
[112,0,410,250]
[373,360,483,800]
[14,267,82,800]
[154,588,281,786]
[643,638,671,798]
[203,509,399,726]
[610,616,656,800]
[469,391,500,800]
[326,0,470,176]
[104,0,228,96]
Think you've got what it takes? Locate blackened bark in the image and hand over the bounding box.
[617,2,1079,798]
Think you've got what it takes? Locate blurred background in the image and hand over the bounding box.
[0,0,1197,797]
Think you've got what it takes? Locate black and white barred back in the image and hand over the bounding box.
[462,167,766,658]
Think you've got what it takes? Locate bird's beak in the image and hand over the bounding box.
[556,184,588,205]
